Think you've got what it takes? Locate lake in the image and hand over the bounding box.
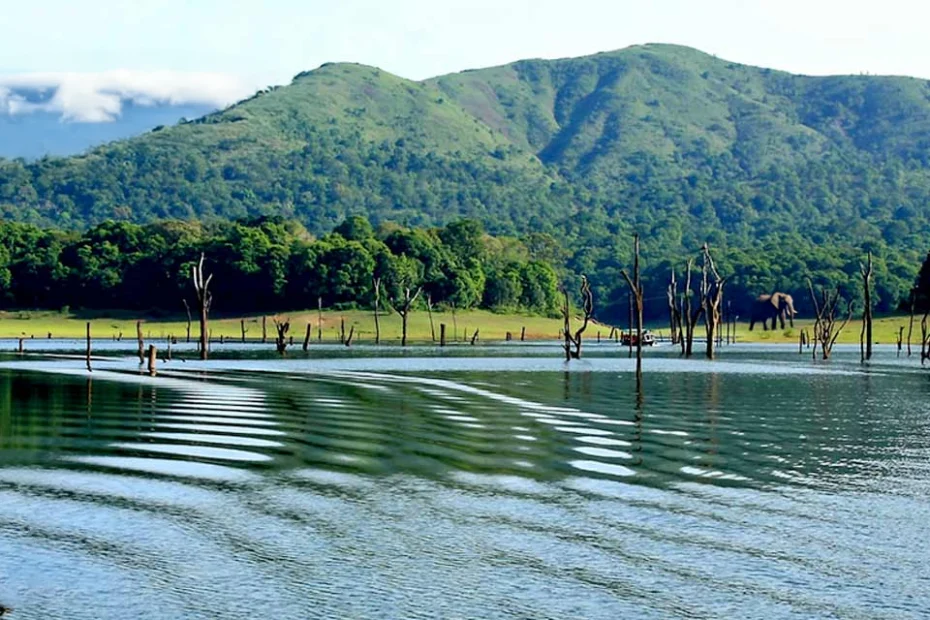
[0,341,928,619]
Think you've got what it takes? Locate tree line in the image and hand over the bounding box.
[0,216,562,316]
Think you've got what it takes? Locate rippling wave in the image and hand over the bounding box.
[1,348,928,619]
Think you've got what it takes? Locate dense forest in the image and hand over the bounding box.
[4,44,930,317]
[0,217,563,317]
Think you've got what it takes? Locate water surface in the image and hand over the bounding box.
[1,343,928,619]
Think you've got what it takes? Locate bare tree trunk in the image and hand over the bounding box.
[340,317,346,344]
[521,326,526,342]
[273,318,290,355]
[373,276,381,345]
[440,323,447,347]
[147,345,157,375]
[621,234,644,386]
[182,299,192,343]
[860,252,873,362]
[303,322,311,351]
[561,289,572,362]
[700,244,726,361]
[317,297,323,342]
[627,293,633,358]
[345,326,354,347]
[192,253,213,361]
[471,329,480,345]
[451,303,458,342]
[908,288,916,357]
[137,321,145,365]
[427,293,436,341]
[389,286,422,348]
[808,279,853,360]
[240,319,247,343]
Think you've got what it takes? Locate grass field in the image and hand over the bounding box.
[0,309,569,343]
[0,309,920,347]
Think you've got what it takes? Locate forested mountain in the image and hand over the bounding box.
[4,43,930,318]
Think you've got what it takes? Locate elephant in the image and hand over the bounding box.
[749,292,797,331]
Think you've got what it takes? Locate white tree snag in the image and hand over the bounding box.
[192,253,213,361]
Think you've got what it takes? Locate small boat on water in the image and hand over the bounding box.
[620,330,657,347]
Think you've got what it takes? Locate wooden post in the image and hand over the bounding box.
[440,323,446,347]
[17,337,23,354]
[597,331,601,343]
[521,326,526,342]
[506,332,513,342]
[303,322,311,351]
[86,322,92,372]
[340,317,346,344]
[317,297,323,342]
[136,321,145,365]
[241,319,247,343]
[897,326,904,357]
[147,345,157,375]
[262,316,267,344]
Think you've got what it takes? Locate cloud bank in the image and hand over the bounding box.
[0,70,254,123]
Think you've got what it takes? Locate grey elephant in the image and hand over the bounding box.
[749,293,796,331]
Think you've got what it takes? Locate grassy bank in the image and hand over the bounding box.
[1,309,918,347]
[0,309,573,343]
[730,316,919,345]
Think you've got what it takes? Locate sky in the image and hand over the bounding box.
[2,0,929,120]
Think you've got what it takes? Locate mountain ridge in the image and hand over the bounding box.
[3,44,930,311]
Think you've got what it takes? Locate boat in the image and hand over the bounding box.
[620,330,656,347]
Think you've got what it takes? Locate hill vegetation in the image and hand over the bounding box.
[4,44,930,318]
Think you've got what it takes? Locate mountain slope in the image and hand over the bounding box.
[3,44,930,308]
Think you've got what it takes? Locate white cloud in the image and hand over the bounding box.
[0,70,255,123]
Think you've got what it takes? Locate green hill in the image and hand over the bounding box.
[4,44,930,314]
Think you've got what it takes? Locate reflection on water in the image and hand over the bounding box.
[1,345,929,619]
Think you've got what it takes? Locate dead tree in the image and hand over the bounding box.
[303,322,312,351]
[136,321,145,365]
[561,276,594,360]
[192,253,213,361]
[240,319,248,343]
[182,299,192,343]
[700,244,727,360]
[807,279,853,360]
[372,276,382,345]
[389,285,422,347]
[426,293,436,341]
[921,309,930,364]
[317,297,323,342]
[273,317,290,355]
[907,288,916,357]
[620,234,645,384]
[683,259,703,357]
[859,252,873,363]
[667,270,683,348]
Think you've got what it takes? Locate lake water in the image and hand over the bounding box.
[1,342,928,619]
